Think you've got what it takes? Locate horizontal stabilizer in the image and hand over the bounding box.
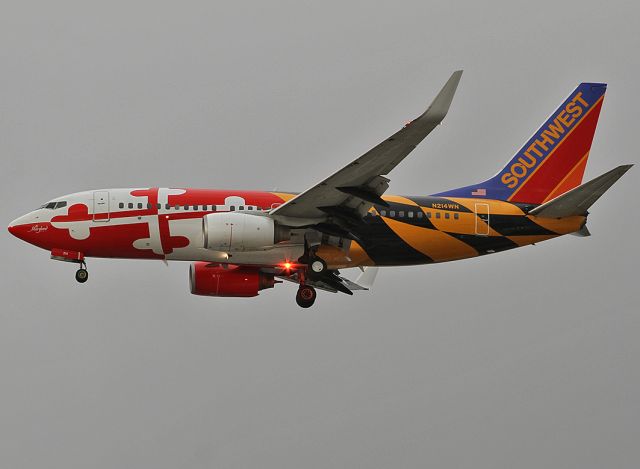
[529,165,632,218]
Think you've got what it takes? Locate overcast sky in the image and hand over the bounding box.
[1,1,639,468]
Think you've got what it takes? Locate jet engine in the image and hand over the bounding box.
[203,212,290,251]
[189,262,275,297]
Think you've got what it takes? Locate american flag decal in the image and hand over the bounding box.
[471,188,486,196]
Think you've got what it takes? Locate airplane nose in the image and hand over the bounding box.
[8,212,52,247]
[8,215,31,240]
[8,218,21,237]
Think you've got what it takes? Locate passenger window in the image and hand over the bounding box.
[165,204,170,210]
[147,203,152,209]
[230,206,235,211]
[427,212,432,218]
[390,211,395,217]
[193,205,198,210]
[239,206,244,211]
[417,212,423,218]
[184,205,189,210]
[128,203,133,209]
[157,203,161,209]
[380,210,387,216]
[248,206,253,211]
[119,202,124,209]
[408,211,414,218]
[137,203,143,209]
[398,211,404,218]
[445,212,450,219]
[454,213,459,220]
[435,212,440,219]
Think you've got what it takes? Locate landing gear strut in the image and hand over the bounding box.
[75,262,88,283]
[300,234,327,278]
[293,237,323,307]
[296,285,317,308]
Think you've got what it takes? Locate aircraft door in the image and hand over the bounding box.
[93,191,110,222]
[474,203,489,235]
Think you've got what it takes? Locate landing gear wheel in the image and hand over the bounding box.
[75,268,88,283]
[296,285,317,308]
[309,257,327,275]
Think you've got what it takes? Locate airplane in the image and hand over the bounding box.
[8,71,632,308]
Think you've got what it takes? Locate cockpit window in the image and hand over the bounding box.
[40,201,67,209]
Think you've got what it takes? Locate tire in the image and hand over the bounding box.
[75,268,89,283]
[296,285,316,308]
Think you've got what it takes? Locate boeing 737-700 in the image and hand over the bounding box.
[8,71,631,307]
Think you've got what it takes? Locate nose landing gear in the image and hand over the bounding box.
[50,249,89,284]
[75,263,89,283]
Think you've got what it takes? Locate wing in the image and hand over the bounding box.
[270,70,463,225]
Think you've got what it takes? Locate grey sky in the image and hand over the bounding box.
[1,1,639,468]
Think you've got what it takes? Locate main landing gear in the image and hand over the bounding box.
[75,262,89,283]
[291,237,325,308]
[295,257,326,307]
[296,284,317,308]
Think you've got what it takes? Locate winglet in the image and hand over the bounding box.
[422,70,463,122]
[529,164,632,218]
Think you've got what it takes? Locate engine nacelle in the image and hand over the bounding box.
[189,262,275,297]
[203,212,289,251]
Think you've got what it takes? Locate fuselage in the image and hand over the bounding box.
[8,187,585,269]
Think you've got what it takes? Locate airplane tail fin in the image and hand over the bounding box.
[435,83,607,204]
[528,165,632,218]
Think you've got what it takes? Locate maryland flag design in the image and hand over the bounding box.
[346,196,585,266]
